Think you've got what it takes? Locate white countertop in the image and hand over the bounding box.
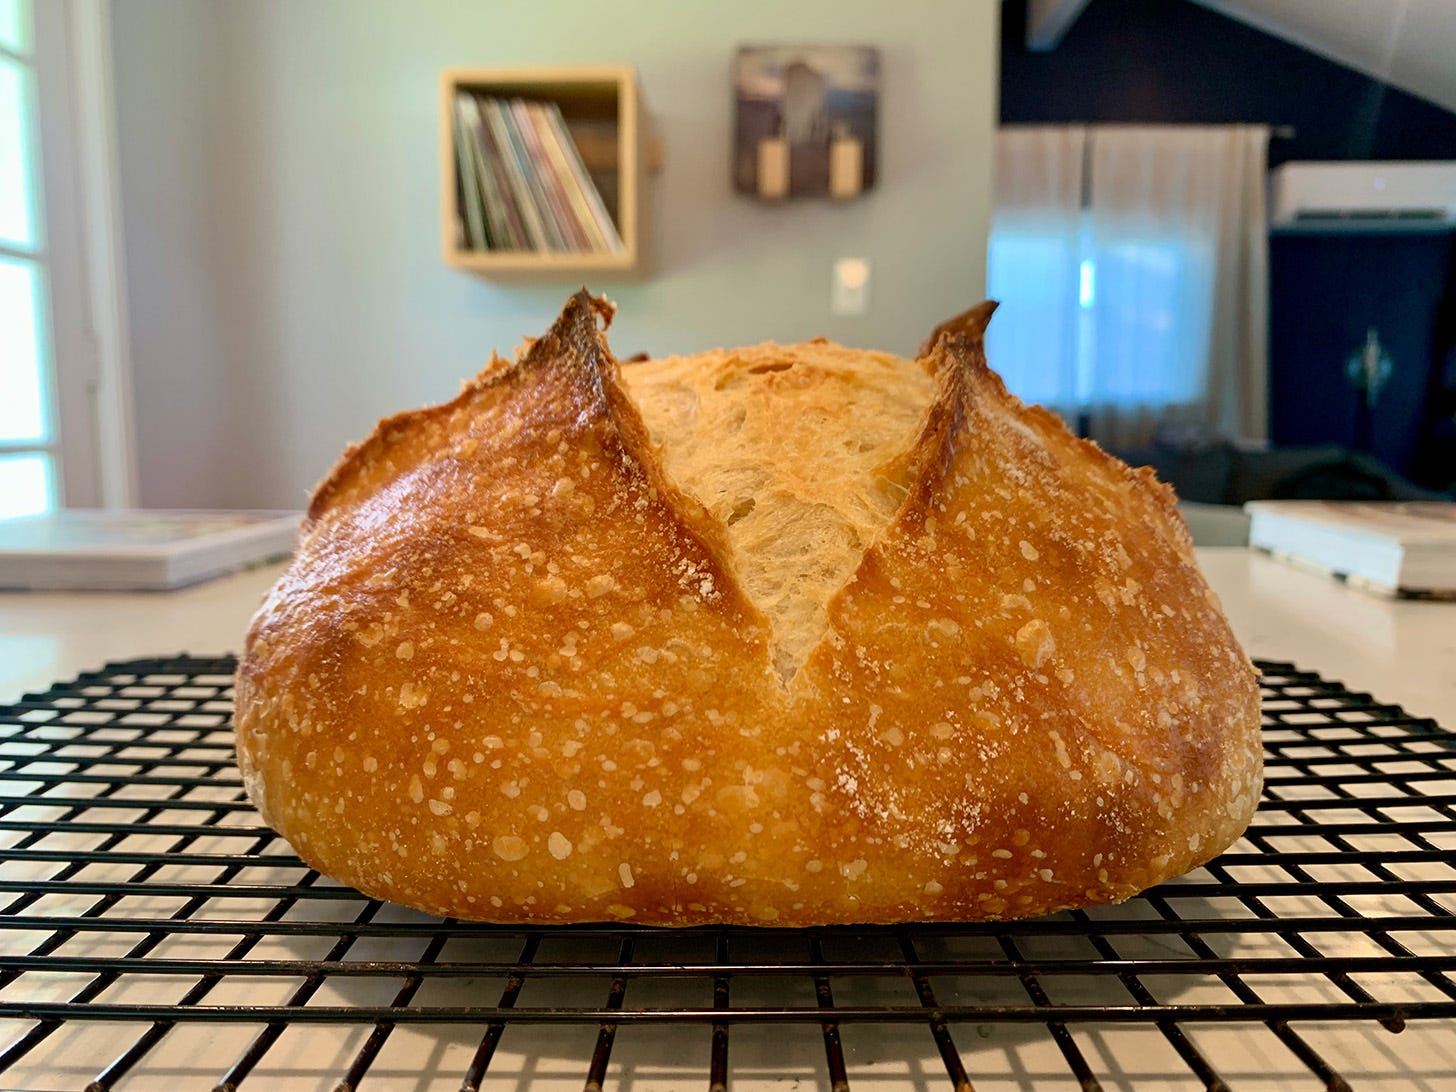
[1198,547,1456,728]
[2,547,1452,725]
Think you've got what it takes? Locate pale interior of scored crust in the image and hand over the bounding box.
[621,343,938,685]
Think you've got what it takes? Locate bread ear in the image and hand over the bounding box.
[918,299,1000,358]
[303,290,739,568]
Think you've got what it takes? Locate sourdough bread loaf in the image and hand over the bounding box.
[234,291,1262,926]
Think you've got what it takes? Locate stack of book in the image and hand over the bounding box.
[1245,500,1456,598]
[452,94,625,255]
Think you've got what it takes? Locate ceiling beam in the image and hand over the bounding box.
[1025,0,1093,51]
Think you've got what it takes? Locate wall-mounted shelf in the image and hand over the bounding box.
[439,66,656,277]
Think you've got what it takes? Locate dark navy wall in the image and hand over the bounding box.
[1268,232,1455,481]
[1000,0,1456,166]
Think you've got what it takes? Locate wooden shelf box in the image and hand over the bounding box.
[440,66,648,276]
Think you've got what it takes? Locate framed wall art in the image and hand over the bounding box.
[733,45,880,201]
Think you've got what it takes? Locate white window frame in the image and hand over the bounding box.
[23,0,136,509]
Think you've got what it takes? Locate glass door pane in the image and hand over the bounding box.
[0,254,47,443]
[1,1,57,519]
[0,0,28,56]
[0,54,39,250]
[0,452,52,519]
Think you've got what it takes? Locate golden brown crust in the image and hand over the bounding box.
[235,292,1262,926]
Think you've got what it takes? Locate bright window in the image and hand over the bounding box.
[984,229,1080,406]
[987,220,1211,421]
[1086,235,1212,407]
[0,0,57,520]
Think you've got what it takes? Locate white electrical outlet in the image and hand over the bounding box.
[832,258,870,316]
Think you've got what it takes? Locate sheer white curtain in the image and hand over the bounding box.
[986,124,1270,449]
[984,126,1087,423]
[1085,126,1269,447]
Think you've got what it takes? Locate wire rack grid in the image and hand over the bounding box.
[0,656,1452,1092]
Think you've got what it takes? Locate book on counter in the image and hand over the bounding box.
[1244,500,1456,597]
[0,510,301,591]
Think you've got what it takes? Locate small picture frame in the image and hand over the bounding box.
[733,45,880,202]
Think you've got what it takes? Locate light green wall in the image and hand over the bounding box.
[112,0,998,508]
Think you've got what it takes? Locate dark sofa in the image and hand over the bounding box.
[1110,441,1452,546]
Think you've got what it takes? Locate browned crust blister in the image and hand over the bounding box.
[235,291,1262,926]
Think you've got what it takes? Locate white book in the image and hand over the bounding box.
[1244,500,1456,597]
[0,510,301,591]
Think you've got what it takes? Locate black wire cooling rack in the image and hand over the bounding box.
[0,657,1452,1092]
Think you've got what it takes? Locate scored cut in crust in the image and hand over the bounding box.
[234,290,1263,926]
[623,339,935,684]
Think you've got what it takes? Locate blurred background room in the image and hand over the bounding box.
[3,0,1453,530]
